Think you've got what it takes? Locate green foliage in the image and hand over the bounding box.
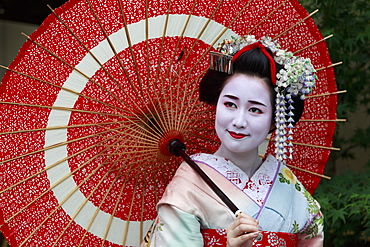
[314,170,370,246]
[299,0,370,171]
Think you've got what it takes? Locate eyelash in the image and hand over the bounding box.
[224,102,263,114]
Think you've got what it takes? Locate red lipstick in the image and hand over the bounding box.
[228,131,247,139]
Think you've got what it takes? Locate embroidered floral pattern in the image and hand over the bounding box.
[299,190,324,239]
[278,167,301,192]
[192,153,275,206]
[202,230,298,247]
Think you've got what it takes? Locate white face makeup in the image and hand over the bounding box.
[215,74,273,158]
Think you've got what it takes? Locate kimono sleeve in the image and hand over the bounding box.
[145,204,204,246]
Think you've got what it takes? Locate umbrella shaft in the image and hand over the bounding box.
[177,149,239,214]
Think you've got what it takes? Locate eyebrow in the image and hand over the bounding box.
[223,95,267,107]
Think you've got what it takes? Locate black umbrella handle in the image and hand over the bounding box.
[168,139,239,214]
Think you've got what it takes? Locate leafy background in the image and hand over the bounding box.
[300,0,370,246]
[0,0,369,246]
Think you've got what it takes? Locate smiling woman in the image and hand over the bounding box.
[214,74,273,176]
[142,37,324,246]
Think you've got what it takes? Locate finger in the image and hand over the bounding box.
[227,231,260,247]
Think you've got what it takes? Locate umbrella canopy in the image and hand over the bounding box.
[0,0,339,246]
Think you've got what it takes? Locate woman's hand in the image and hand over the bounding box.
[226,212,260,247]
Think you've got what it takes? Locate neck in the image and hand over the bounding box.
[214,148,262,178]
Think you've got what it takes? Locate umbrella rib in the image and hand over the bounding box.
[306,90,347,99]
[49,3,167,132]
[0,121,123,135]
[257,155,331,179]
[273,9,319,41]
[0,126,127,196]
[0,65,135,116]
[247,0,288,35]
[85,0,144,99]
[105,149,165,174]
[153,0,172,89]
[20,33,131,109]
[120,173,142,245]
[176,68,209,132]
[293,35,333,55]
[161,0,198,81]
[300,119,346,122]
[21,32,167,133]
[97,120,164,145]
[2,98,169,144]
[157,0,199,132]
[316,61,343,71]
[0,125,123,165]
[52,140,123,247]
[155,0,227,134]
[266,137,340,151]
[78,150,149,246]
[51,2,175,136]
[163,0,226,87]
[2,138,111,225]
[287,164,331,179]
[173,0,254,109]
[0,100,121,117]
[19,143,120,247]
[117,0,145,96]
[47,5,130,100]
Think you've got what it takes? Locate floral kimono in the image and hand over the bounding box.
[142,153,324,246]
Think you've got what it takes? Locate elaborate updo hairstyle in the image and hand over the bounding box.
[199,46,305,129]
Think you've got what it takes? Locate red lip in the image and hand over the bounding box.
[228,131,248,139]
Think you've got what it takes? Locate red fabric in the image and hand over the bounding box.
[0,0,336,245]
[232,41,277,85]
[201,229,298,247]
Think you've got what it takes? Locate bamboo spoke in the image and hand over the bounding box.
[0,100,121,117]
[77,149,148,246]
[0,121,123,135]
[293,35,333,55]
[300,119,346,122]
[286,164,331,180]
[48,3,169,135]
[0,125,124,165]
[53,140,123,247]
[21,33,131,109]
[85,0,141,97]
[316,61,343,71]
[116,0,145,97]
[247,0,288,35]
[0,65,132,116]
[19,146,119,247]
[307,90,347,99]
[0,127,127,194]
[266,137,340,151]
[47,5,132,103]
[257,154,330,179]
[273,9,319,40]
[3,138,113,225]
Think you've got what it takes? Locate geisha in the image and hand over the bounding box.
[142,36,324,247]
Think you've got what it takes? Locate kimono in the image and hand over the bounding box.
[142,153,324,246]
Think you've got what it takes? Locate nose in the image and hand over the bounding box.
[232,111,247,129]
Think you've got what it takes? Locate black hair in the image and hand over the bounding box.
[199,47,304,130]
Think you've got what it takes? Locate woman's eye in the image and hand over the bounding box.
[249,107,262,114]
[224,102,237,108]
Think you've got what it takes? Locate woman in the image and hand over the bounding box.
[142,36,324,246]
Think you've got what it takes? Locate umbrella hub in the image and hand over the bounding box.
[158,130,184,157]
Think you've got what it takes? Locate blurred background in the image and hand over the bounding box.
[0,0,369,246]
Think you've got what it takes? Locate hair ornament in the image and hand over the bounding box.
[211,35,317,163]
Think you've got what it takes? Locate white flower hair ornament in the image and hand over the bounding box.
[211,35,317,163]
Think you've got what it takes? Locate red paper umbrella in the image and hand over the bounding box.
[0,0,340,246]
